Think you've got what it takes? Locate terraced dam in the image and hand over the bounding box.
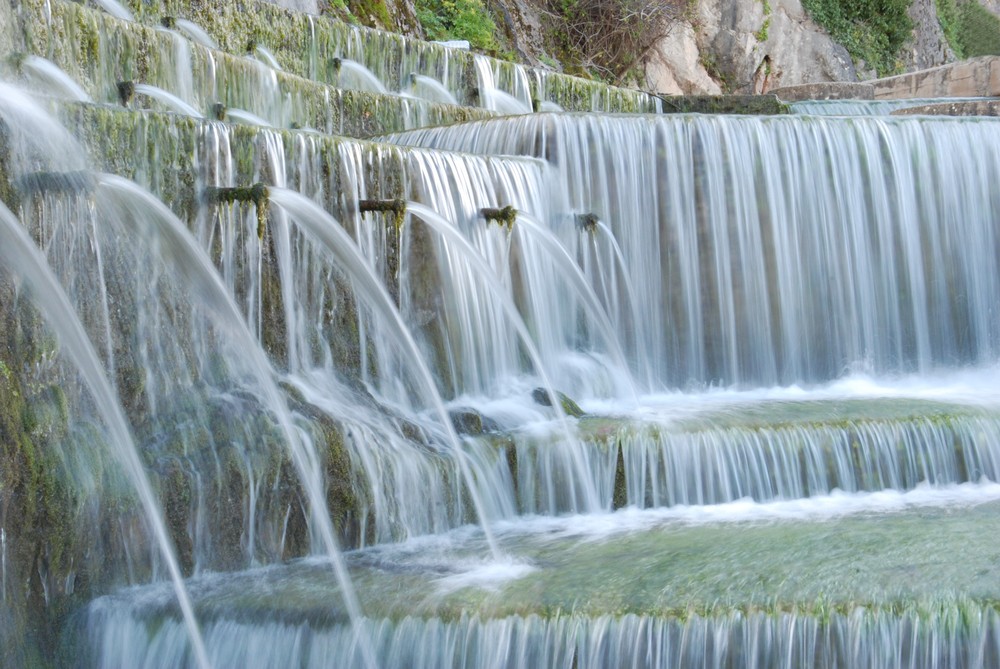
[3,0,1000,666]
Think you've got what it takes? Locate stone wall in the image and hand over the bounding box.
[871,55,1000,98]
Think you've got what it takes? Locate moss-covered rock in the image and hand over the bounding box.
[530,387,585,417]
[0,284,91,667]
[657,94,790,115]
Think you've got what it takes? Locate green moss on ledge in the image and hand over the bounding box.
[657,94,790,115]
[205,183,270,239]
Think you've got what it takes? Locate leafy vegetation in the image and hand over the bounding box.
[415,0,499,52]
[958,1,1000,57]
[350,0,393,28]
[936,0,1000,59]
[801,0,913,76]
[934,0,963,56]
[755,0,772,42]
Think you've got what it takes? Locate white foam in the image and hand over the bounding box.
[490,481,1000,542]
[579,365,1000,423]
[435,559,538,593]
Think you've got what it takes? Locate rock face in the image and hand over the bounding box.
[645,0,857,95]
[903,0,956,70]
[0,0,16,55]
[256,0,969,96]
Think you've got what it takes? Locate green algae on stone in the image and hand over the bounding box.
[480,205,516,229]
[108,498,1000,627]
[530,386,585,417]
[204,183,270,239]
[20,0,494,139]
[657,94,791,115]
[669,398,991,434]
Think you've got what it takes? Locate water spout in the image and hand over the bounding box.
[95,175,377,669]
[408,73,458,105]
[0,201,211,669]
[480,205,517,228]
[484,89,531,115]
[267,188,504,557]
[204,183,270,238]
[253,45,283,71]
[515,212,637,400]
[133,83,203,118]
[575,213,599,232]
[335,58,389,94]
[116,80,135,106]
[223,108,273,127]
[89,0,133,21]
[20,55,91,102]
[407,201,602,511]
[173,18,218,50]
[358,198,407,216]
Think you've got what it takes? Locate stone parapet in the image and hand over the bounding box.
[871,57,1000,99]
[891,100,1000,116]
[770,82,875,101]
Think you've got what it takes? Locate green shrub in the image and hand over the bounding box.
[935,0,964,58]
[958,1,1000,57]
[415,0,498,52]
[801,0,913,76]
[755,0,772,42]
[349,0,393,28]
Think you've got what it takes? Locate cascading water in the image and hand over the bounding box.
[6,0,1000,664]
[133,83,204,117]
[266,187,511,554]
[20,55,93,102]
[390,113,1000,388]
[0,201,211,669]
[407,73,458,105]
[89,0,133,21]
[335,59,390,95]
[253,45,283,71]
[173,18,218,50]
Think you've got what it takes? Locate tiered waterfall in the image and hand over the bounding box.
[2,0,1000,666]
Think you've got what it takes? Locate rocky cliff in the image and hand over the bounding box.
[644,0,960,94]
[221,0,987,94]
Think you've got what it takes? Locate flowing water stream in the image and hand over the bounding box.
[3,3,1000,666]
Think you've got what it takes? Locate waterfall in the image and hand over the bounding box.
[389,113,1000,389]
[133,83,204,117]
[83,607,1000,669]
[0,200,211,669]
[335,59,390,95]
[473,55,532,114]
[20,56,93,102]
[7,0,1000,664]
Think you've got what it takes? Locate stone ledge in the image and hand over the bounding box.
[770,82,875,102]
[891,100,1000,116]
[656,94,789,115]
[871,56,1000,99]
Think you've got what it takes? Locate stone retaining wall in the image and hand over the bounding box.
[871,56,1000,99]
